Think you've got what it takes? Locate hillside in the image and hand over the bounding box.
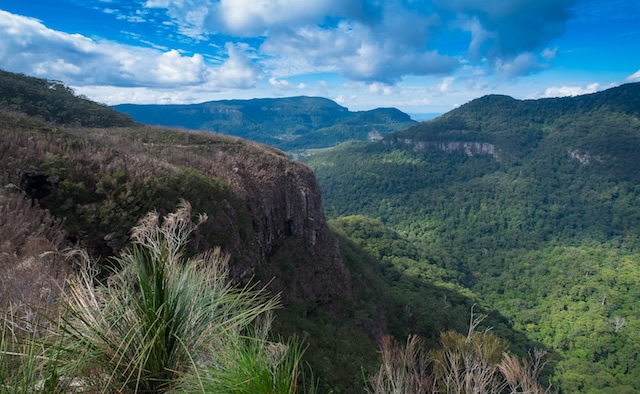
[305,83,640,392]
[114,97,415,152]
[0,70,134,128]
[2,70,546,392]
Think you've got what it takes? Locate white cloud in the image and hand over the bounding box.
[269,76,291,88]
[145,0,361,38]
[369,83,393,95]
[201,43,262,90]
[296,83,307,89]
[543,83,601,98]
[541,47,557,61]
[0,10,261,91]
[211,0,355,36]
[626,70,640,82]
[261,21,456,83]
[145,0,212,39]
[439,76,454,92]
[495,52,545,78]
[334,94,345,104]
[143,0,579,83]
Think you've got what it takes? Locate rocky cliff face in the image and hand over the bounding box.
[178,138,353,307]
[385,138,497,157]
[2,115,352,309]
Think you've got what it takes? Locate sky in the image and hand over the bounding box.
[1,0,639,114]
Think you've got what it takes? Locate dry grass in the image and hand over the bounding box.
[0,190,68,317]
[368,307,554,394]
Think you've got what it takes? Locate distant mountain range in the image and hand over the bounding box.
[113,97,416,152]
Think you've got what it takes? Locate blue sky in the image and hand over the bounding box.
[1,0,639,113]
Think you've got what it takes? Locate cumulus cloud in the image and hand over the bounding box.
[495,52,546,78]
[261,19,456,83]
[369,83,393,96]
[626,70,640,82]
[543,83,601,98]
[145,0,579,83]
[0,10,261,90]
[145,0,365,37]
[268,76,291,88]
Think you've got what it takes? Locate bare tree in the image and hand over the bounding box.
[609,316,626,333]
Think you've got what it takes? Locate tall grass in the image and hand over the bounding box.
[57,201,283,392]
[186,314,312,394]
[367,307,553,394]
[0,309,68,393]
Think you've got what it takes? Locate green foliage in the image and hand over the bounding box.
[0,312,67,393]
[60,203,280,392]
[1,204,310,393]
[305,83,640,392]
[0,69,134,127]
[192,332,312,394]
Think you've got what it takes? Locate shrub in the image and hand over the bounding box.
[59,200,280,392]
[368,307,553,394]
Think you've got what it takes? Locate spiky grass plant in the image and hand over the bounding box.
[182,312,313,394]
[0,309,67,393]
[60,201,279,392]
[368,306,554,394]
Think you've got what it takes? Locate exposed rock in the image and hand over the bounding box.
[196,142,354,308]
[568,149,602,165]
[386,138,497,157]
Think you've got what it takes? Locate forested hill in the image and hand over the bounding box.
[0,70,134,127]
[305,83,640,392]
[114,96,415,152]
[393,82,640,140]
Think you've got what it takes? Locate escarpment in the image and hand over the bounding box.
[0,111,353,309]
[159,134,354,306]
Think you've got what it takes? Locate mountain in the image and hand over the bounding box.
[304,83,640,392]
[113,97,416,152]
[4,70,543,391]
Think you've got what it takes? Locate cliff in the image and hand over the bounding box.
[385,138,497,157]
[0,109,352,309]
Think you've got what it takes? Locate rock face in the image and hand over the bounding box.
[386,138,497,157]
[3,117,353,310]
[567,149,602,166]
[196,142,353,307]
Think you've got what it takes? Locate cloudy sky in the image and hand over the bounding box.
[1,0,639,114]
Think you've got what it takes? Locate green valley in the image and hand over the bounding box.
[305,83,640,393]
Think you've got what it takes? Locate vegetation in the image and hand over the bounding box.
[0,203,308,393]
[368,311,551,394]
[305,83,640,392]
[114,98,415,153]
[3,68,629,392]
[0,70,134,127]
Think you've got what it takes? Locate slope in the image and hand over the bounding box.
[305,83,640,392]
[2,69,539,392]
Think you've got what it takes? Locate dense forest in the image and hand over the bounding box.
[305,83,640,393]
